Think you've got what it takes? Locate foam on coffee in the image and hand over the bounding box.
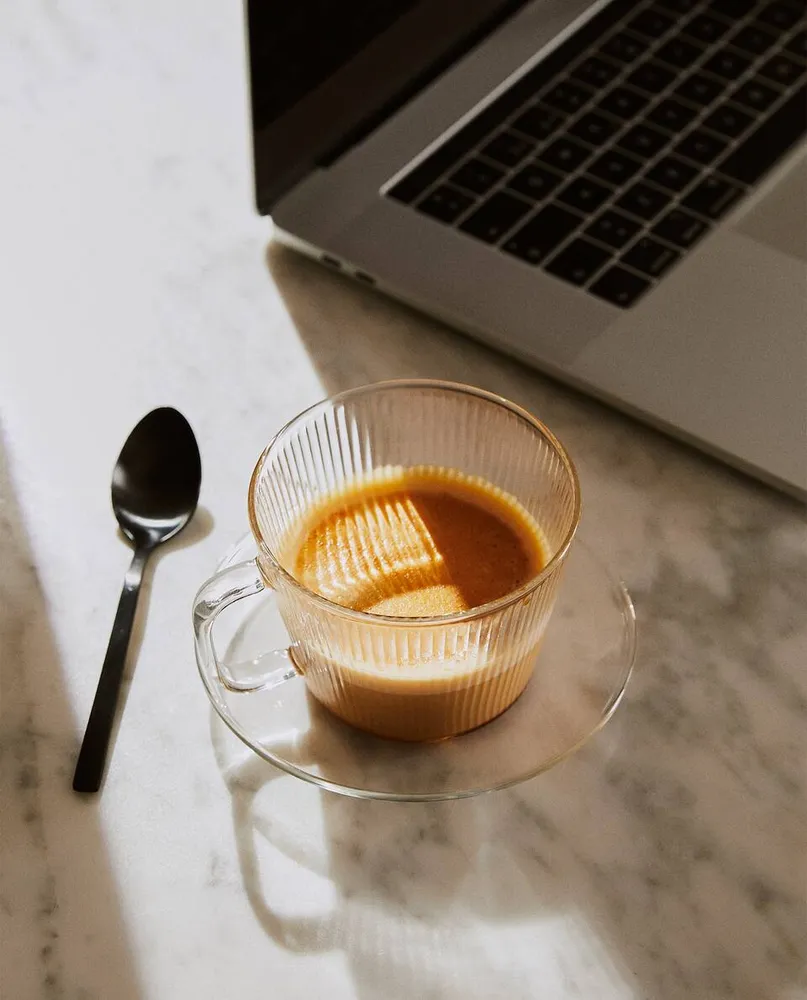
[286,466,547,617]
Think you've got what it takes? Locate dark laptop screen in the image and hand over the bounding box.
[249,2,419,131]
[248,0,528,212]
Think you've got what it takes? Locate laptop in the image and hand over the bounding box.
[247,0,807,498]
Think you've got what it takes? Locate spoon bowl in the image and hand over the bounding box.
[112,407,202,546]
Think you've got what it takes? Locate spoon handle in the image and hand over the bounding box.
[73,545,151,793]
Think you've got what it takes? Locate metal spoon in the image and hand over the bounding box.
[73,407,202,793]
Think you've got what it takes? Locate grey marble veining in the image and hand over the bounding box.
[1,2,806,998]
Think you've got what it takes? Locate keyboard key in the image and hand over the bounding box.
[453,75,564,153]
[732,78,781,112]
[617,123,671,158]
[556,175,612,213]
[390,147,461,203]
[449,158,505,196]
[588,149,644,185]
[390,167,438,204]
[756,1,803,30]
[730,23,778,55]
[464,84,545,141]
[590,266,652,306]
[510,105,564,141]
[627,10,675,38]
[656,36,704,70]
[702,102,755,138]
[648,97,701,131]
[459,191,532,243]
[585,209,642,248]
[436,113,505,165]
[545,238,611,285]
[598,86,652,120]
[507,163,563,200]
[652,207,709,247]
[621,236,681,276]
[542,80,596,115]
[702,50,753,81]
[785,30,806,60]
[682,175,744,217]
[719,84,806,183]
[617,181,672,219]
[495,64,560,114]
[569,111,621,145]
[656,0,700,13]
[708,0,759,15]
[396,106,519,200]
[758,53,806,87]
[675,72,727,106]
[502,204,580,263]
[684,13,732,44]
[416,185,474,223]
[645,154,699,190]
[626,60,677,96]
[675,128,729,163]
[481,130,536,167]
[602,31,647,64]
[572,55,623,88]
[491,0,663,115]
[538,136,593,172]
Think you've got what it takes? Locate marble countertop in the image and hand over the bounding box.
[1,4,805,999]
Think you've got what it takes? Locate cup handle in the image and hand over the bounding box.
[193,559,298,693]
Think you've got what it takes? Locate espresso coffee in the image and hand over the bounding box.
[277,467,553,741]
[288,467,547,617]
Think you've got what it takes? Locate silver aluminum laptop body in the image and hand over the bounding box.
[259,0,807,497]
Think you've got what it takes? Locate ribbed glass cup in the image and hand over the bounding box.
[246,380,581,742]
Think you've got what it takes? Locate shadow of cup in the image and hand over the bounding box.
[211,711,482,951]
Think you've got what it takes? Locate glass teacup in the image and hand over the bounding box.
[193,380,580,741]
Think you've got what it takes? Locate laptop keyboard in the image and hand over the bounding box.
[386,0,806,308]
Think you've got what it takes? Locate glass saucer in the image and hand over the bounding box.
[198,532,637,801]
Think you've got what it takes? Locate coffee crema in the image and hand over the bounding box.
[284,466,548,618]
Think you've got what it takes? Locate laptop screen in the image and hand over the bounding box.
[248,0,528,212]
[249,2,419,131]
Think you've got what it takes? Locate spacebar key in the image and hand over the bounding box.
[719,85,807,186]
